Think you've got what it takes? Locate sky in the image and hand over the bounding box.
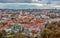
[0,0,60,4]
[0,0,60,9]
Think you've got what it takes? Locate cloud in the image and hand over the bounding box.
[0,0,60,5]
[0,0,60,9]
[0,0,32,3]
[0,3,60,9]
[0,3,45,9]
[31,0,40,3]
